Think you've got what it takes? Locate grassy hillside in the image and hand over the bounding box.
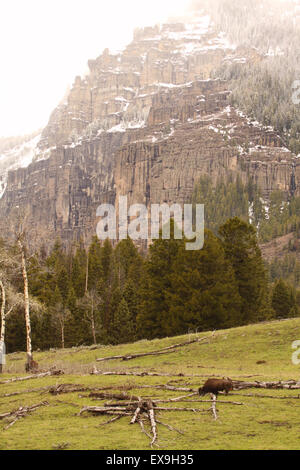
[0,318,300,450]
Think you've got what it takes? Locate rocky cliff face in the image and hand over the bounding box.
[0,15,298,249]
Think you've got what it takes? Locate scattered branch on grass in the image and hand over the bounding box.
[92,370,187,377]
[99,415,124,426]
[0,401,49,430]
[233,380,300,390]
[48,384,132,397]
[0,369,64,385]
[156,419,184,435]
[138,417,153,440]
[232,392,300,400]
[130,398,142,425]
[0,386,53,398]
[156,398,244,406]
[79,407,132,417]
[153,406,210,413]
[97,350,177,363]
[91,369,262,379]
[153,392,197,403]
[79,397,210,447]
[89,391,140,401]
[147,400,158,448]
[211,395,218,421]
[138,384,196,392]
[49,384,90,395]
[96,333,215,363]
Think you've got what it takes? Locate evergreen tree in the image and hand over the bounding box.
[272,279,298,318]
[137,227,184,340]
[65,285,84,347]
[219,217,268,323]
[111,298,134,345]
[100,239,114,283]
[167,230,242,335]
[71,243,87,298]
[87,236,103,291]
[123,280,139,340]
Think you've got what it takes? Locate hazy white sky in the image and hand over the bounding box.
[0,0,191,138]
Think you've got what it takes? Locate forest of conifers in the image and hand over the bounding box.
[1,207,299,353]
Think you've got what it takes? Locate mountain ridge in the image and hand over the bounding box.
[0,12,298,250]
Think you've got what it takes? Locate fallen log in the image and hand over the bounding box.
[211,395,218,420]
[96,333,215,363]
[156,398,244,406]
[0,386,52,398]
[91,370,263,379]
[79,395,212,447]
[154,393,197,403]
[92,370,187,377]
[233,379,300,390]
[97,350,177,362]
[49,384,89,395]
[103,393,196,407]
[80,407,132,417]
[152,406,210,413]
[130,400,142,425]
[89,391,140,401]
[0,370,64,385]
[232,392,300,400]
[80,404,211,415]
[103,397,243,407]
[147,400,158,448]
[138,384,196,392]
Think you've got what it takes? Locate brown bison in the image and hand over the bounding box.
[199,378,233,397]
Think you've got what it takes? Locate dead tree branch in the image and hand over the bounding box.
[211,394,218,420]
[96,333,215,362]
[233,379,300,390]
[0,369,64,385]
[0,401,49,429]
[147,400,158,448]
[156,419,184,435]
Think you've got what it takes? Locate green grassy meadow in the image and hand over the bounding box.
[0,318,300,450]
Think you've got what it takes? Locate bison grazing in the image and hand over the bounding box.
[199,378,233,397]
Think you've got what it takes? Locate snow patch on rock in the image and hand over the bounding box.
[0,134,44,199]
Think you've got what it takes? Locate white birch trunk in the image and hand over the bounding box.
[18,240,33,366]
[0,280,6,373]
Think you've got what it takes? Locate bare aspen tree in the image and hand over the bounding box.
[0,283,23,373]
[13,207,35,370]
[0,279,6,374]
[17,236,34,370]
[0,245,21,373]
[52,303,71,349]
[79,290,102,345]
